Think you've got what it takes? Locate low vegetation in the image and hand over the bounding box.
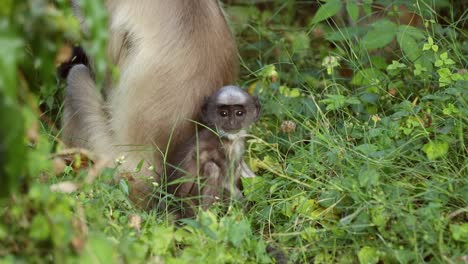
[1,0,466,263]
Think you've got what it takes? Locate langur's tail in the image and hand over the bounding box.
[62,64,114,158]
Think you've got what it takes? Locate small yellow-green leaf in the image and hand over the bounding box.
[422,141,449,160]
[422,43,431,51]
[358,246,380,264]
[434,60,443,67]
[450,223,468,242]
[440,52,448,60]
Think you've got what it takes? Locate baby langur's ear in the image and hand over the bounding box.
[253,96,261,121]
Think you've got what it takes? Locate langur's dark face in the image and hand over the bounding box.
[202,86,260,133]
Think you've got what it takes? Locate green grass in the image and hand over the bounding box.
[1,1,467,263]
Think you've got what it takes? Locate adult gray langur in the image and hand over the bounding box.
[61,1,238,207]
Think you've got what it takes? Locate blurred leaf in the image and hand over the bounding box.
[0,34,23,99]
[346,1,359,23]
[362,20,397,50]
[358,246,380,264]
[226,218,250,247]
[311,0,343,24]
[422,141,449,160]
[82,235,117,263]
[351,68,387,87]
[78,0,109,87]
[151,226,174,254]
[450,223,468,242]
[29,214,50,240]
[358,167,380,187]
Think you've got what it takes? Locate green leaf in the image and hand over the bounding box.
[119,179,129,196]
[0,98,25,197]
[445,58,455,65]
[311,0,343,24]
[362,20,397,50]
[358,246,380,264]
[387,60,406,71]
[325,26,367,41]
[422,141,449,160]
[351,68,387,87]
[134,159,145,173]
[440,52,448,60]
[358,167,380,187]
[320,94,347,111]
[0,33,23,99]
[427,37,434,45]
[422,43,431,51]
[82,235,116,263]
[434,60,443,67]
[450,223,468,242]
[227,219,251,247]
[151,226,174,254]
[29,214,51,240]
[371,206,388,228]
[346,1,359,23]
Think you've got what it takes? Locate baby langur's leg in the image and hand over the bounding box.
[201,161,222,210]
[240,160,256,178]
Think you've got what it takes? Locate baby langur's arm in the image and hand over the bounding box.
[240,160,256,178]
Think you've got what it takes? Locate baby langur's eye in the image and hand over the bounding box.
[236,111,244,117]
[219,110,228,117]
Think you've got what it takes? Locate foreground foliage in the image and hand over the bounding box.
[1,0,467,263]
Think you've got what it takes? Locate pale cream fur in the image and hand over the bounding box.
[62,1,238,207]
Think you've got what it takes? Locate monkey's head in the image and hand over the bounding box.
[202,85,260,135]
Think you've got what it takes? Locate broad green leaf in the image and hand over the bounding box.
[151,226,174,254]
[358,167,380,187]
[358,246,380,264]
[422,141,449,160]
[311,0,343,24]
[29,214,51,240]
[0,34,23,99]
[0,97,25,197]
[325,26,367,41]
[82,235,117,263]
[450,223,468,242]
[397,25,426,40]
[351,68,387,86]
[346,1,359,23]
[371,206,388,228]
[226,218,251,247]
[362,20,397,50]
[79,0,109,88]
[440,52,448,60]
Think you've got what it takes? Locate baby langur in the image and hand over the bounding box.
[168,85,260,217]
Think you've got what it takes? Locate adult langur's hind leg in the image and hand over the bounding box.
[62,64,155,208]
[62,65,111,153]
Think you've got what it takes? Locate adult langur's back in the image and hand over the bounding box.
[61,1,238,208]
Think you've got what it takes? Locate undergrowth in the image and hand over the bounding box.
[1,0,467,263]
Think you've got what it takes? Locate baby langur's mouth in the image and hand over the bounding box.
[217,128,242,138]
[223,128,241,134]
